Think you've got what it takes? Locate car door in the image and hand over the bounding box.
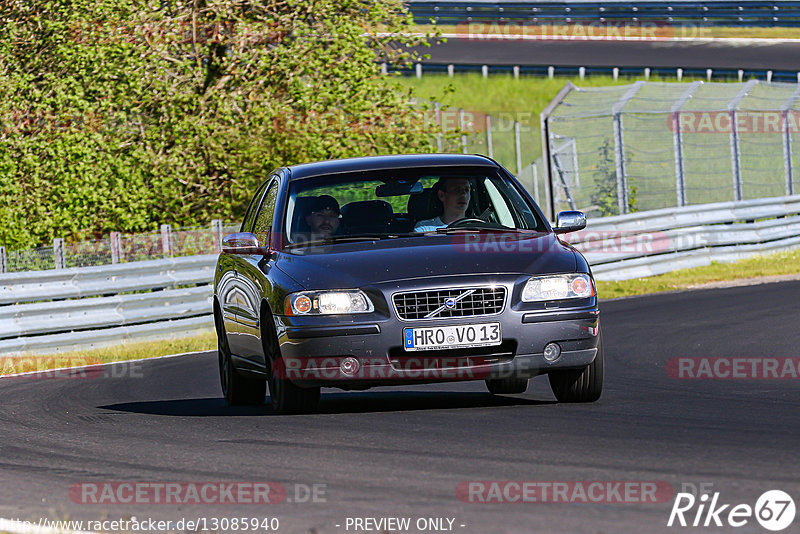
[223,179,270,359]
[234,175,282,370]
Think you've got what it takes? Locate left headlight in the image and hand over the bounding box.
[284,290,374,316]
[521,273,595,302]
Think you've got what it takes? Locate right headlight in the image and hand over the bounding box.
[284,290,374,316]
[521,273,595,302]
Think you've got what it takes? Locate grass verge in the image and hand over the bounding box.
[0,330,217,377]
[597,248,800,298]
[398,73,645,123]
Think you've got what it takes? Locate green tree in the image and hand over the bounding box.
[590,139,637,217]
[0,0,437,249]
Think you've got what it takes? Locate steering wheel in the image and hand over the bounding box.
[446,218,488,228]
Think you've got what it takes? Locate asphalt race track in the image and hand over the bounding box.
[1,281,799,534]
[416,37,800,71]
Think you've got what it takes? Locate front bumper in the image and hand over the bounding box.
[276,302,599,388]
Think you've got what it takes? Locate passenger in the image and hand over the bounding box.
[414,177,471,232]
[305,195,341,239]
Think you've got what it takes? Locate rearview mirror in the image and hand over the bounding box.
[554,211,587,234]
[376,180,423,197]
[222,232,263,254]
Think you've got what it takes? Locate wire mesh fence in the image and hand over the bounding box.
[435,107,546,205]
[1,221,239,273]
[543,80,800,218]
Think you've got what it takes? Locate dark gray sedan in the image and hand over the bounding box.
[214,154,601,413]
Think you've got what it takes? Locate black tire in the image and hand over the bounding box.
[260,306,321,415]
[268,368,321,415]
[217,317,266,406]
[485,377,529,395]
[548,330,604,403]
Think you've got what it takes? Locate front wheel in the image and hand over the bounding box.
[218,325,266,406]
[485,377,529,395]
[268,361,321,415]
[261,311,320,415]
[548,330,604,403]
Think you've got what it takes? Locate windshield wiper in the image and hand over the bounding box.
[284,233,421,249]
[432,226,528,235]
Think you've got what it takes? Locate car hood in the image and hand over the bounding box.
[275,233,578,289]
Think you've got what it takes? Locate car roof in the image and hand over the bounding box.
[286,154,498,180]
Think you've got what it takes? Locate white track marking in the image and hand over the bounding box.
[0,350,215,380]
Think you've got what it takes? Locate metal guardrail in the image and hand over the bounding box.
[2,195,799,354]
[0,256,216,354]
[0,255,216,305]
[569,194,800,279]
[408,1,800,26]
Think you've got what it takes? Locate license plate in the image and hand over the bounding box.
[403,323,502,351]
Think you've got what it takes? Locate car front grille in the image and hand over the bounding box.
[393,287,506,320]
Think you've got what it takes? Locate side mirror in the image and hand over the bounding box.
[222,232,262,254]
[554,211,587,234]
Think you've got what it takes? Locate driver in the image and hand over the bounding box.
[414,177,471,232]
[304,195,342,239]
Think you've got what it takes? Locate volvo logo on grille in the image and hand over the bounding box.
[444,298,457,309]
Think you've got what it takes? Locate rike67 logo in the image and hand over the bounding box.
[668,490,796,531]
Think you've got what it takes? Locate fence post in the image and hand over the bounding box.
[212,219,224,254]
[533,163,540,204]
[540,81,577,221]
[672,81,702,207]
[459,108,468,154]
[514,121,523,177]
[110,232,122,264]
[783,110,794,196]
[729,110,743,201]
[160,224,173,256]
[53,238,65,269]
[611,81,646,215]
[612,114,629,215]
[485,115,493,159]
[781,87,800,196]
[728,80,757,202]
[0,246,6,273]
[435,102,443,152]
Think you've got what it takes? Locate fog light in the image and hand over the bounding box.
[340,357,360,376]
[543,343,561,362]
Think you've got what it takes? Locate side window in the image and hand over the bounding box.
[241,181,269,233]
[253,180,279,246]
[484,179,515,228]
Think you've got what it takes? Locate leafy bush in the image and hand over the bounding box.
[0,0,437,250]
[590,139,637,216]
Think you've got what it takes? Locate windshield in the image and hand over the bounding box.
[284,166,545,245]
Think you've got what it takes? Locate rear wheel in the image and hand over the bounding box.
[548,330,604,403]
[485,377,529,395]
[217,316,266,406]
